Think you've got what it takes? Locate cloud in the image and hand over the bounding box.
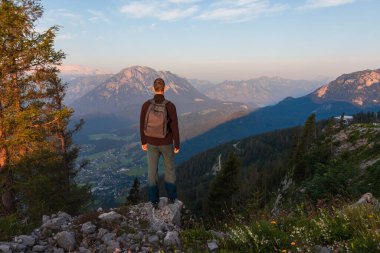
[120,0,286,22]
[88,10,110,23]
[299,0,355,10]
[167,0,201,3]
[197,0,288,22]
[120,2,156,18]
[160,6,198,20]
[120,1,199,21]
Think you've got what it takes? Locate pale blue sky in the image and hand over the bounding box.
[39,0,380,81]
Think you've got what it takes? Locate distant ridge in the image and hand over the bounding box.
[203,76,323,106]
[177,68,380,162]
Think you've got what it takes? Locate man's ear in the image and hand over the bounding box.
[164,85,170,91]
[151,86,156,92]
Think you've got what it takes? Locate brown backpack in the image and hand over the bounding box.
[144,99,169,138]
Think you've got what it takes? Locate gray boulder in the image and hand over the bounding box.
[156,197,183,226]
[98,211,123,223]
[0,245,11,253]
[53,247,65,253]
[57,211,73,221]
[42,217,66,231]
[101,232,116,244]
[55,231,76,251]
[148,234,159,244]
[16,235,36,246]
[97,228,109,239]
[81,221,96,234]
[32,245,47,252]
[207,240,218,252]
[164,231,180,248]
[354,192,380,211]
[79,247,92,253]
[7,242,26,252]
[106,240,120,253]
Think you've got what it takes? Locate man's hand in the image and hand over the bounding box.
[174,147,180,154]
[141,144,147,151]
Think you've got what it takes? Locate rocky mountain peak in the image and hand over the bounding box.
[120,66,156,79]
[313,69,380,107]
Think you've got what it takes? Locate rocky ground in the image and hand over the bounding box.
[1,194,378,253]
[0,197,198,253]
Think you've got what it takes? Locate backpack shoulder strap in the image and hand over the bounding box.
[149,99,155,105]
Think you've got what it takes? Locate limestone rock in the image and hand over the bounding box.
[81,221,96,234]
[53,247,65,253]
[15,235,36,246]
[55,231,76,251]
[148,234,159,244]
[0,245,11,253]
[42,217,66,231]
[354,192,380,211]
[32,245,47,252]
[79,247,92,253]
[98,211,123,223]
[207,240,218,252]
[164,231,180,248]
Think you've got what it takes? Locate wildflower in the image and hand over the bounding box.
[271,220,277,225]
[368,214,373,218]
[291,241,296,246]
[282,250,287,253]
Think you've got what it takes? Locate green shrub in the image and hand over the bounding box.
[0,214,35,241]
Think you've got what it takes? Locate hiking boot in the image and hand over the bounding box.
[168,198,176,204]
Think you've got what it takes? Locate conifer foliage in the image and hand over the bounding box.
[126,178,141,205]
[207,152,240,217]
[0,0,90,220]
[292,113,317,181]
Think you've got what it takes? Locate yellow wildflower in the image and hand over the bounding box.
[282,250,287,253]
[271,220,277,225]
[291,241,296,246]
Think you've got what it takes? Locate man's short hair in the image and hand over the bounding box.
[153,78,165,92]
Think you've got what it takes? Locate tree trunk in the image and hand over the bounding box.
[1,169,16,214]
[0,111,15,214]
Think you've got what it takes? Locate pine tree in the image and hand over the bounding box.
[292,113,317,181]
[0,0,90,218]
[207,152,240,218]
[126,178,141,205]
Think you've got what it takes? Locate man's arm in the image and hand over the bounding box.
[168,102,180,150]
[140,102,148,150]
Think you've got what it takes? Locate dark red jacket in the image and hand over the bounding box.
[140,94,180,149]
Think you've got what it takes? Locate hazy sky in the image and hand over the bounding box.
[39,0,380,82]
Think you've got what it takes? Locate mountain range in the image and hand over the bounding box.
[62,74,112,104]
[202,76,323,106]
[68,66,251,141]
[177,69,380,162]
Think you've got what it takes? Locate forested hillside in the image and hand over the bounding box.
[162,111,380,218]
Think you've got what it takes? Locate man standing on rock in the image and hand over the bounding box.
[140,78,180,209]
